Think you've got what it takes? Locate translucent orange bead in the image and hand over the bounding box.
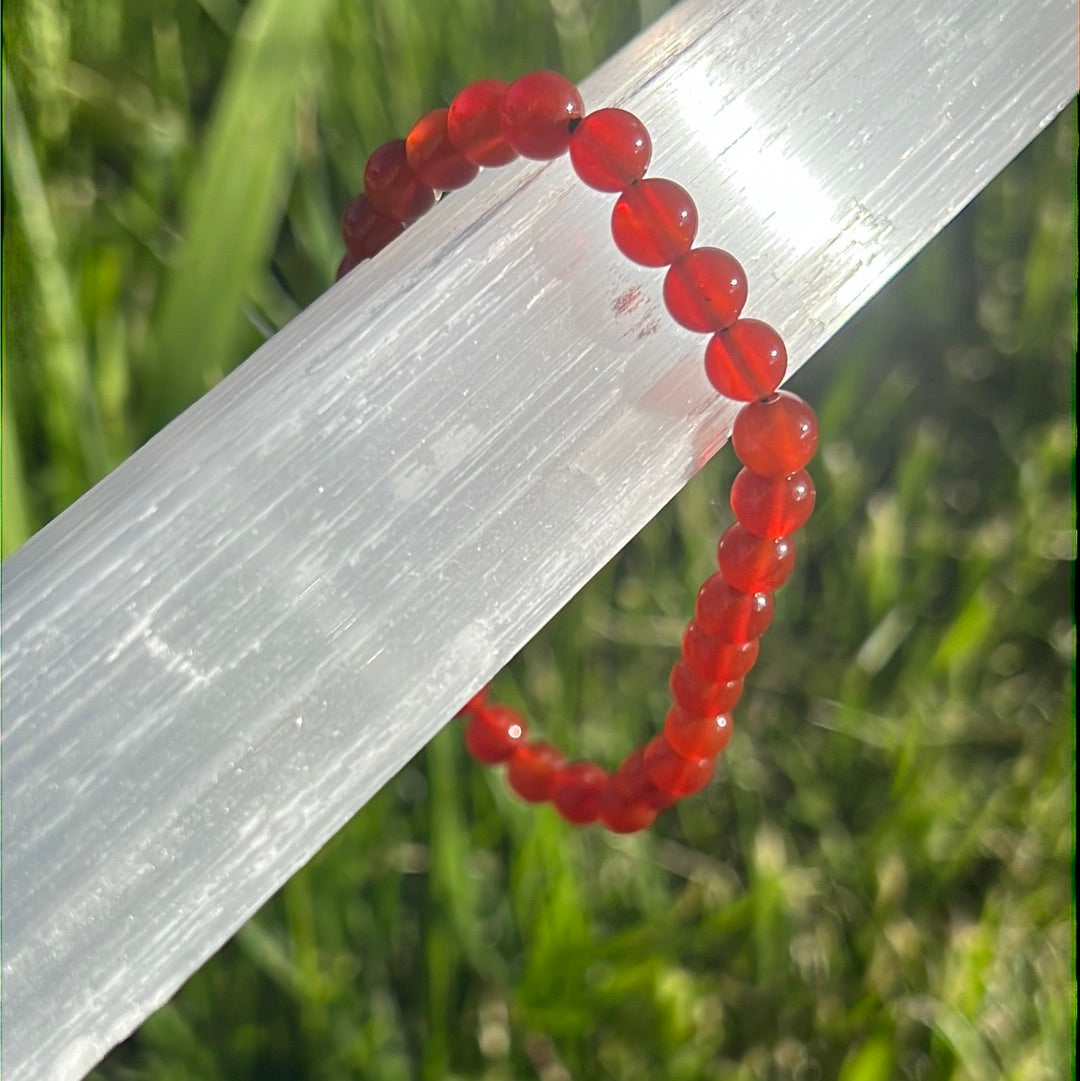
[507,741,565,803]
[694,573,774,642]
[643,736,715,798]
[681,621,760,684]
[668,661,745,718]
[363,140,436,223]
[499,70,583,160]
[406,107,480,191]
[464,706,526,764]
[598,775,658,833]
[717,523,796,594]
[340,193,405,259]
[732,392,819,477]
[663,247,748,332]
[609,746,677,812]
[730,467,815,538]
[551,761,608,824]
[600,801,657,834]
[705,319,788,401]
[568,108,651,192]
[611,178,698,267]
[447,79,517,166]
[663,706,733,759]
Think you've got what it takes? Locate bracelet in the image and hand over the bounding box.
[335,71,819,834]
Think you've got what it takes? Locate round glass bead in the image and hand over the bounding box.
[609,746,677,812]
[718,523,796,594]
[611,178,698,267]
[340,193,405,260]
[643,736,715,798]
[499,70,583,160]
[732,391,819,477]
[447,79,517,166]
[568,108,651,192]
[363,140,436,223]
[598,781,658,833]
[669,661,745,718]
[695,573,774,642]
[551,761,608,824]
[663,706,733,759]
[507,741,565,803]
[406,107,480,191]
[681,621,760,684]
[663,247,748,332]
[730,467,816,538]
[705,319,788,401]
[464,706,526,764]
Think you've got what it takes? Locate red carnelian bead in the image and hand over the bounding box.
[406,108,481,191]
[363,140,436,223]
[663,706,734,759]
[335,252,359,281]
[598,781,658,833]
[643,736,715,798]
[340,193,405,259]
[681,621,760,684]
[732,392,819,477]
[568,108,651,192]
[500,70,583,160]
[730,467,816,538]
[611,179,698,267]
[695,573,774,642]
[447,79,517,166]
[705,319,788,401]
[663,248,748,332]
[669,660,745,718]
[601,802,657,834]
[464,706,527,764]
[610,746,677,811]
[551,761,608,824]
[507,741,566,803]
[718,523,796,593]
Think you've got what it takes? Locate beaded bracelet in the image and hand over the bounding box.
[336,71,819,834]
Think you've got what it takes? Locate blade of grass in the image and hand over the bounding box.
[146,0,335,431]
[2,342,32,554]
[1,60,112,503]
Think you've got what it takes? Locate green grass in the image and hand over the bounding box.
[3,1,1075,1079]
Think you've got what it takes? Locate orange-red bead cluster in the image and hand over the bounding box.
[336,71,819,832]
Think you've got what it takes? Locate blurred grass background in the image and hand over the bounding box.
[2,0,1075,1079]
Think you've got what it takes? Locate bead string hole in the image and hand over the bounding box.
[337,70,819,832]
